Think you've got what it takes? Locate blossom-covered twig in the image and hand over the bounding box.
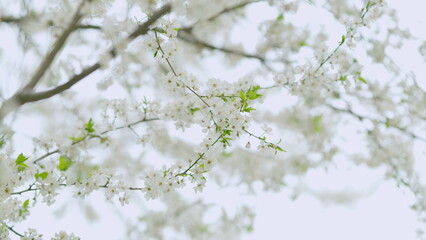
[153,30,210,107]
[32,117,159,164]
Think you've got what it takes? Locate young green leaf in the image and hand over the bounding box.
[243,107,256,112]
[16,153,29,171]
[358,76,367,84]
[69,136,85,142]
[85,119,95,133]
[239,91,246,101]
[19,199,30,216]
[190,107,200,114]
[35,171,49,180]
[246,86,262,100]
[58,156,73,171]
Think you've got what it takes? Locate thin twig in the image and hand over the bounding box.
[315,1,376,72]
[207,0,261,22]
[177,29,266,64]
[154,30,211,107]
[33,117,159,163]
[6,225,24,238]
[176,133,223,176]
[11,182,37,195]
[181,0,261,32]
[327,103,426,142]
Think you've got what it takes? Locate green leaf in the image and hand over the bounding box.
[16,153,28,164]
[246,91,260,100]
[223,129,233,136]
[276,146,286,152]
[358,76,367,84]
[19,199,30,216]
[243,107,256,112]
[16,153,29,171]
[239,91,246,101]
[174,28,181,32]
[276,14,284,21]
[85,119,95,133]
[190,107,200,114]
[23,199,29,208]
[69,136,85,142]
[385,120,391,128]
[222,152,233,157]
[341,35,345,43]
[154,28,167,34]
[0,135,5,149]
[35,171,49,180]
[246,86,262,100]
[312,115,323,133]
[58,156,73,171]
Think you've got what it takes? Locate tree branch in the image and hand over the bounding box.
[0,16,23,24]
[177,29,266,64]
[22,0,86,92]
[327,103,426,142]
[33,117,159,163]
[0,4,171,119]
[6,225,24,238]
[181,0,261,32]
[19,62,101,103]
[207,0,261,22]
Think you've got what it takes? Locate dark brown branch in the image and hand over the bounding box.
[0,16,23,24]
[77,24,101,30]
[19,62,101,103]
[128,4,172,41]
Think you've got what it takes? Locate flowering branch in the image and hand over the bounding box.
[315,1,377,72]
[33,117,159,164]
[153,30,211,107]
[22,0,86,92]
[0,4,171,119]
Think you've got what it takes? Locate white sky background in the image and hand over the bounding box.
[1,0,426,239]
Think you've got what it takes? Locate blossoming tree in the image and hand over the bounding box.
[0,0,425,239]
